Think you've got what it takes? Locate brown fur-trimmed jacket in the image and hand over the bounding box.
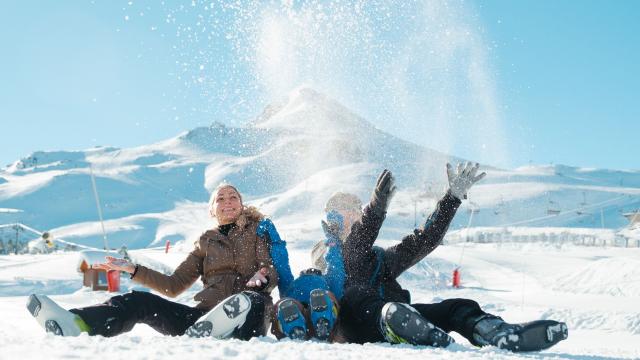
[132,219,278,310]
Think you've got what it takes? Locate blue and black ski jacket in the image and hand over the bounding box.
[342,190,462,303]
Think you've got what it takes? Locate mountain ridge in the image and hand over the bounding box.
[1,88,638,249]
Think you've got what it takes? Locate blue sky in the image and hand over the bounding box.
[1,0,638,170]
[476,0,639,169]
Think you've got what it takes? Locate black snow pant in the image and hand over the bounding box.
[70,290,269,339]
[339,285,486,344]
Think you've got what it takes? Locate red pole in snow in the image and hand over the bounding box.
[165,240,171,253]
[107,270,120,292]
[452,268,461,288]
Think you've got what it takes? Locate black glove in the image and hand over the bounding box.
[369,169,396,217]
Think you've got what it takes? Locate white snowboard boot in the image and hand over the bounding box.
[27,294,90,336]
[185,292,252,339]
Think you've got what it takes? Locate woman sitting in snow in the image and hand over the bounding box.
[27,183,279,339]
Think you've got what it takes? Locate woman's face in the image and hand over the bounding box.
[212,186,243,225]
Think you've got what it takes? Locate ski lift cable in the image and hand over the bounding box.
[132,170,196,204]
[101,148,199,205]
[0,222,41,235]
[0,223,100,251]
[456,207,475,267]
[521,254,526,312]
[89,165,110,250]
[496,194,629,228]
[84,163,211,248]
[85,162,200,222]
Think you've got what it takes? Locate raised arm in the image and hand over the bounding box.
[343,169,396,284]
[384,191,461,278]
[385,162,486,278]
[257,218,293,297]
[321,211,346,299]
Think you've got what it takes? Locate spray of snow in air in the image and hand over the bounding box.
[151,0,508,171]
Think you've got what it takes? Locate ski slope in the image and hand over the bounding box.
[0,239,638,359]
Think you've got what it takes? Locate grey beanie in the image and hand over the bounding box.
[324,192,362,212]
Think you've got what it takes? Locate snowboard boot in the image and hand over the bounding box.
[275,298,309,340]
[471,314,568,352]
[185,292,252,339]
[27,294,90,336]
[379,302,454,347]
[309,289,338,341]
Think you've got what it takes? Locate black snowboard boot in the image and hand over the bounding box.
[379,302,454,347]
[471,314,568,352]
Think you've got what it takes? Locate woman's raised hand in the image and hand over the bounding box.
[93,256,136,274]
[446,162,486,200]
[246,267,269,288]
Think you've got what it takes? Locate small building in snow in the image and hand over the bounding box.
[77,250,121,291]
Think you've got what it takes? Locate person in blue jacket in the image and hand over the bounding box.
[256,210,346,341]
[257,170,395,341]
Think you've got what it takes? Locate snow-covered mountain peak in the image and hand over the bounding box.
[250,87,375,135]
[4,147,121,175]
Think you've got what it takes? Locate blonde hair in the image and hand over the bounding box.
[311,240,328,272]
[209,183,265,227]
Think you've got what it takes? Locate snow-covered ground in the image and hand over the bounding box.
[1,240,638,359]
